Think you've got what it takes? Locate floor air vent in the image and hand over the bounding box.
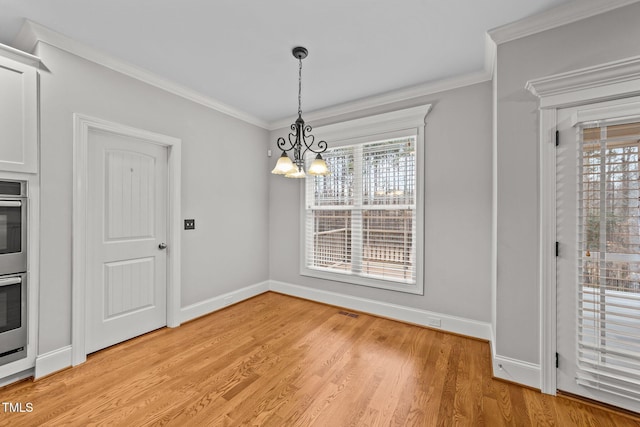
[338,310,359,318]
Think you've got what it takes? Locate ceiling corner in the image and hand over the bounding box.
[12,19,39,54]
[488,0,640,45]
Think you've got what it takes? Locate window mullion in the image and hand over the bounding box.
[597,126,607,363]
[352,145,363,274]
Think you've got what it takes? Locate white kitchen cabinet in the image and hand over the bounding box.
[0,46,38,173]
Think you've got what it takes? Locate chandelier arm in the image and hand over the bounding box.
[303,127,314,148]
[313,139,328,153]
[276,135,296,152]
[301,124,328,155]
[288,130,298,149]
[300,140,328,159]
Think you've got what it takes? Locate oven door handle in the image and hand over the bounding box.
[0,277,22,286]
[0,200,22,208]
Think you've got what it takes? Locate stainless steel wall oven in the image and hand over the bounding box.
[0,272,26,364]
[0,180,27,366]
[0,180,27,273]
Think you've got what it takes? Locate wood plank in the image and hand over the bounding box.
[0,292,638,426]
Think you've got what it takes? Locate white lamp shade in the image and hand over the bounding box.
[271,152,295,175]
[285,167,306,178]
[307,155,329,176]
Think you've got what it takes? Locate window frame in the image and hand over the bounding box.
[298,104,432,294]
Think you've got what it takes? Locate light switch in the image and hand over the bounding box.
[184,219,195,230]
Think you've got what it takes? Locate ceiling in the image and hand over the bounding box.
[0,0,575,124]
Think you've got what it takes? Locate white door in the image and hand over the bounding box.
[86,128,168,353]
[557,100,640,412]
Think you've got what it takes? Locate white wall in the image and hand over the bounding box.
[269,82,493,324]
[495,2,640,364]
[35,42,270,354]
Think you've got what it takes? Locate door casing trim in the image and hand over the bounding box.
[527,55,640,395]
[72,114,181,366]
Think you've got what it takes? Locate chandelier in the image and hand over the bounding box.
[271,46,329,178]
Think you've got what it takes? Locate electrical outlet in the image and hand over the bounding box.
[427,317,441,327]
[184,219,195,230]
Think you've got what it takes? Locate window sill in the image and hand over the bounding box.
[301,266,424,295]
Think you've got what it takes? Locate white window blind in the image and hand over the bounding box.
[577,120,640,401]
[304,137,417,286]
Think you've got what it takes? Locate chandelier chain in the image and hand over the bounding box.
[298,57,303,118]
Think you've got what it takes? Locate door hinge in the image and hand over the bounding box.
[555,130,559,147]
[556,352,559,368]
[556,241,559,257]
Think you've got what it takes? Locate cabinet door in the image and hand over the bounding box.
[0,55,37,173]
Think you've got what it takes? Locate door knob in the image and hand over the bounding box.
[158,243,167,250]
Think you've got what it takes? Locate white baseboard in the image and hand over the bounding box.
[18,281,270,383]
[0,369,34,388]
[492,354,541,389]
[488,318,541,389]
[180,281,270,323]
[269,280,493,341]
[270,280,543,390]
[22,282,269,382]
[34,345,72,379]
[20,280,542,392]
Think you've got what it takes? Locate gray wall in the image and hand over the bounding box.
[36,43,270,354]
[32,0,640,369]
[269,81,493,323]
[495,2,640,363]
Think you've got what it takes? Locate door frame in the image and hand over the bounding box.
[527,55,640,395]
[71,114,182,366]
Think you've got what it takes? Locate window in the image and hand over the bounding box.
[576,119,640,401]
[300,105,430,294]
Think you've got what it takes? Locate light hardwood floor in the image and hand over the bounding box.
[0,292,638,426]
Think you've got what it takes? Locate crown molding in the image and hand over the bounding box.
[268,69,490,130]
[488,0,640,45]
[0,41,41,68]
[13,19,493,133]
[314,104,433,144]
[9,1,637,132]
[526,54,640,108]
[14,19,492,133]
[484,33,497,78]
[13,20,270,129]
